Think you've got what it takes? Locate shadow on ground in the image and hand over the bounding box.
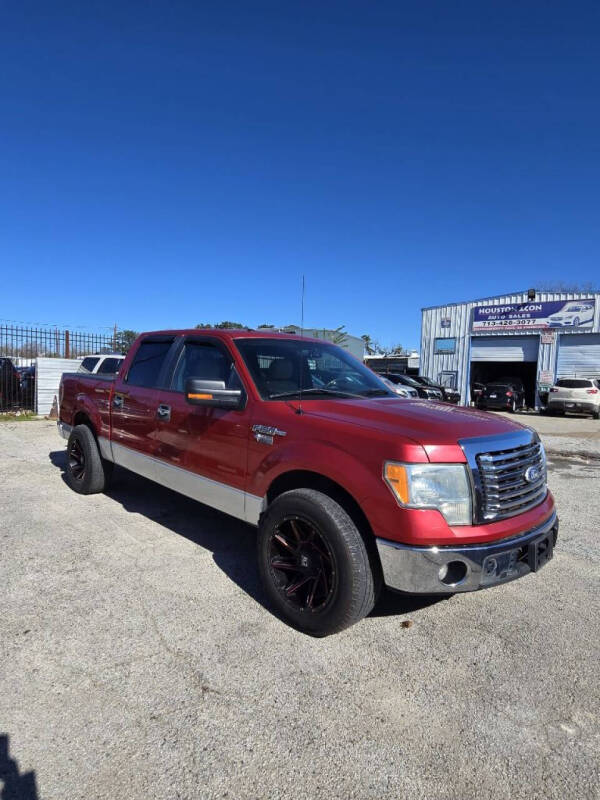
[49,449,442,627]
[0,735,38,800]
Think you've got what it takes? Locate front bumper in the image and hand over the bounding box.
[376,510,558,594]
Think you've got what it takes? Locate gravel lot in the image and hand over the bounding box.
[1,420,599,800]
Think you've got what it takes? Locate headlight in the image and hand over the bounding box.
[383,461,472,525]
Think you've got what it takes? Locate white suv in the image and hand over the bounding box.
[547,378,600,418]
[78,354,125,376]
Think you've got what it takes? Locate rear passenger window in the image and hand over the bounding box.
[126,340,173,388]
[79,357,100,373]
[171,340,240,392]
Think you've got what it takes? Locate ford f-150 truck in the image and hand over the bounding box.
[58,330,557,635]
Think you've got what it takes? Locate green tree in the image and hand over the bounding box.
[257,323,275,329]
[215,321,246,329]
[114,329,139,354]
[195,321,247,330]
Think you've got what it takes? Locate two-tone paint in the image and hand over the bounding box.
[58,330,556,552]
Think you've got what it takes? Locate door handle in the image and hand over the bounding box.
[157,404,171,421]
[113,395,124,408]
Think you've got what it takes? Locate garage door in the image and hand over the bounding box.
[557,334,600,378]
[470,336,539,362]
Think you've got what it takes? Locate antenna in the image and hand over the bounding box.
[298,275,305,414]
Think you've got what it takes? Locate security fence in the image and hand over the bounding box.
[0,324,116,412]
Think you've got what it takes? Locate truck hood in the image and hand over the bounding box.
[302,397,527,448]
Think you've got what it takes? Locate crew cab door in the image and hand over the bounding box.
[153,335,253,521]
[110,336,176,480]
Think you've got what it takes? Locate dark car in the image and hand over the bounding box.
[0,357,22,410]
[383,373,443,400]
[17,365,36,408]
[412,375,460,404]
[471,382,485,404]
[477,379,526,413]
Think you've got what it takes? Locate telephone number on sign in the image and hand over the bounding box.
[473,319,549,329]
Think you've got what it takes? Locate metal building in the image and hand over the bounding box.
[420,290,600,407]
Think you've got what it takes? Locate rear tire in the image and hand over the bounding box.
[257,489,378,636]
[65,424,112,494]
[509,399,517,413]
[593,409,599,420]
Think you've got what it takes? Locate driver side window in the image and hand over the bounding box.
[171,340,241,392]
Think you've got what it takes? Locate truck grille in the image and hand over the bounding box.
[476,440,547,521]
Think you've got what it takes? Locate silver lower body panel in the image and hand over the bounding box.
[376,511,558,594]
[57,421,72,440]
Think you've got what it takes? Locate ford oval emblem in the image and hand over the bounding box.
[524,465,541,483]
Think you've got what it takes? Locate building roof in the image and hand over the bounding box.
[422,288,600,312]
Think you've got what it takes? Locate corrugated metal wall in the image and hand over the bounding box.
[421,291,600,405]
[36,357,82,415]
[556,333,600,378]
[470,336,539,362]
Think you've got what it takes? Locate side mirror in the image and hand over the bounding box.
[185,378,243,410]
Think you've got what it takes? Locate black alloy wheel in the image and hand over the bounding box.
[257,489,379,635]
[267,516,337,613]
[68,437,86,482]
[65,424,112,494]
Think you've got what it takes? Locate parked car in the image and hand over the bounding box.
[58,329,557,636]
[471,382,485,404]
[412,375,460,404]
[378,375,419,399]
[477,379,526,413]
[383,373,442,400]
[548,301,594,328]
[0,357,22,410]
[78,354,125,375]
[546,378,600,418]
[17,365,35,408]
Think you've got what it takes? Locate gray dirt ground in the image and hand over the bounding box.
[1,420,599,800]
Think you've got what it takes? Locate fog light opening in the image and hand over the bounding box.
[438,560,468,586]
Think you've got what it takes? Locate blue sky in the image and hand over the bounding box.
[2,1,599,349]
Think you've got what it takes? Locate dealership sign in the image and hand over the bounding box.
[472,299,595,332]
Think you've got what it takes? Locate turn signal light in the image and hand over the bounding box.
[187,392,213,400]
[586,389,598,394]
[383,463,409,504]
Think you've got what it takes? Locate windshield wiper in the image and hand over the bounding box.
[268,388,364,400]
[359,388,392,397]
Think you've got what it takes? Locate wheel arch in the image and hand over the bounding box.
[265,469,382,579]
[73,410,97,434]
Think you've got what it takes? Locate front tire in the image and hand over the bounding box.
[66,424,112,494]
[257,489,378,636]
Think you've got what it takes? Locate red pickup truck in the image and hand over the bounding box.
[58,330,557,635]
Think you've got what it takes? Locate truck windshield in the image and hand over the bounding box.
[235,339,393,401]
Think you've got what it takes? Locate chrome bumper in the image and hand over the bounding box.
[57,421,72,440]
[376,511,558,594]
